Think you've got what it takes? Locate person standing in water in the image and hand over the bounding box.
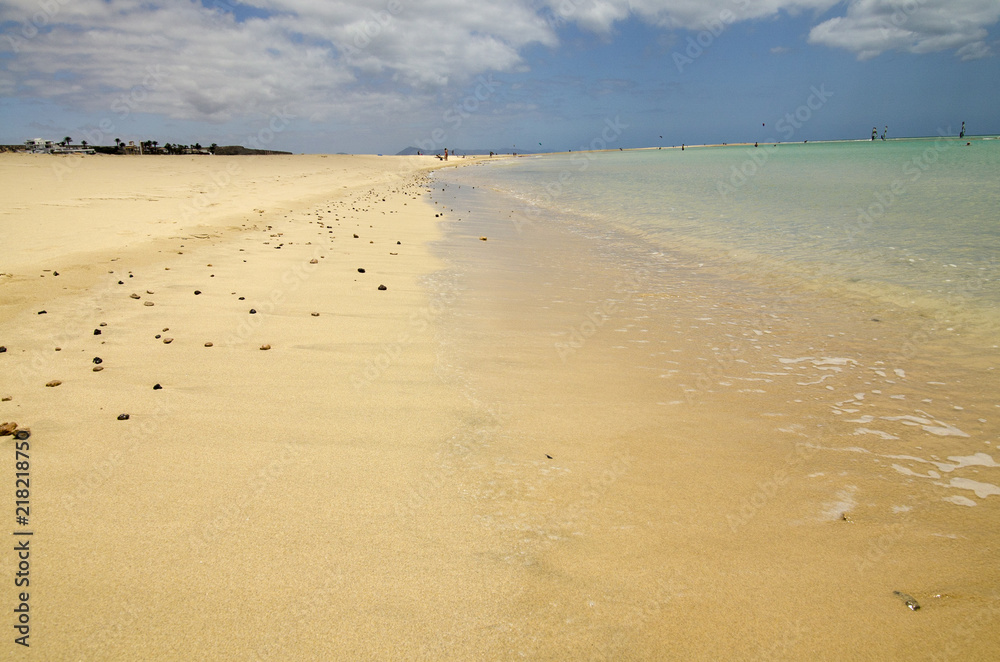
[872,127,878,141]
[960,122,966,139]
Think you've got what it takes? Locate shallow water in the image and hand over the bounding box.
[440,139,1000,337]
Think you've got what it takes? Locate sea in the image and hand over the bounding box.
[428,137,1000,513]
[434,138,1000,337]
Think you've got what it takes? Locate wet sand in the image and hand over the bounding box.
[1,152,997,660]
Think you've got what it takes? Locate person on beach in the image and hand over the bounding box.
[881,126,887,141]
[444,148,448,161]
[872,127,878,141]
[960,122,966,139]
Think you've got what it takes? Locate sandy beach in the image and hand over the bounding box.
[2,152,997,660]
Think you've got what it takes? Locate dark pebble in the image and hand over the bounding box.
[53,271,59,276]
[250,309,257,314]
[0,346,6,353]
[93,357,103,364]
[194,290,202,295]
[378,284,387,291]
[118,280,124,284]
[397,241,401,245]
[155,334,161,339]
[94,329,102,335]
[117,414,130,421]
[38,310,47,315]
[239,296,245,300]
[353,234,359,238]
[153,384,162,390]
[358,268,366,273]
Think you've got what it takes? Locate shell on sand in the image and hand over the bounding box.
[46,380,62,387]
[260,344,271,350]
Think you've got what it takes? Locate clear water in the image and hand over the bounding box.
[438,139,1000,335]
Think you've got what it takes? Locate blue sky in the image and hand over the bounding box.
[1,1,998,154]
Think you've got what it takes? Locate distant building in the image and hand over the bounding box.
[123,141,141,155]
[25,138,54,153]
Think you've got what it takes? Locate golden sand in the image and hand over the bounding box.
[1,152,996,660]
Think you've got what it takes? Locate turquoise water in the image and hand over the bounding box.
[437,139,1000,333]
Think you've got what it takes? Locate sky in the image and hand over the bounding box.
[1,0,998,154]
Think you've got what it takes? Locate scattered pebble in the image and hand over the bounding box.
[130,293,141,299]
[46,380,62,387]
[153,383,162,390]
[1,396,11,402]
[353,234,359,238]
[163,338,173,344]
[480,237,488,241]
[0,346,6,353]
[99,322,107,327]
[310,259,319,264]
[38,310,47,315]
[117,414,130,421]
[194,290,202,295]
[204,342,213,347]
[378,284,387,291]
[358,268,366,273]
[893,591,921,611]
[93,357,103,364]
[311,312,320,317]
[260,344,271,350]
[92,366,104,372]
[94,329,102,335]
[144,301,154,307]
[249,309,257,314]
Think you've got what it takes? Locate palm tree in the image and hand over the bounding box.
[115,138,122,151]
[62,136,72,147]
[81,140,88,149]
[193,142,202,151]
[210,143,218,154]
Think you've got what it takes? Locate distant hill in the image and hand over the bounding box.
[395,146,536,156]
[213,145,292,155]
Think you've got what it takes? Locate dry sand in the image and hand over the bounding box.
[1,152,997,660]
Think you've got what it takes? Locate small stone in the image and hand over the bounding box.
[130,293,140,299]
[93,357,103,364]
[38,310,47,315]
[378,284,387,291]
[311,312,320,317]
[94,329,102,335]
[153,383,162,390]
[310,259,319,264]
[92,366,104,372]
[1,396,11,402]
[397,241,401,245]
[194,290,202,295]
[117,414,130,421]
[0,346,6,353]
[358,268,366,273]
[144,301,154,307]
[55,347,61,351]
[118,280,124,284]
[479,237,488,241]
[353,234,359,238]
[163,328,169,332]
[204,342,213,347]
[53,271,59,276]
[239,296,245,300]
[146,290,154,294]
[163,338,173,344]
[249,309,257,314]
[155,334,161,339]
[260,344,271,350]
[46,380,62,387]
[100,322,107,327]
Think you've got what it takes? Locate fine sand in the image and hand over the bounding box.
[1,152,997,660]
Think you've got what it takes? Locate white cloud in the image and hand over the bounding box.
[808,0,1000,60]
[0,0,995,130]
